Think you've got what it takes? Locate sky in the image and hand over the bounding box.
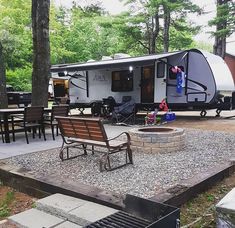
[53,0,235,52]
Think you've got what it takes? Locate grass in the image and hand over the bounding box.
[180,175,235,228]
[0,191,15,218]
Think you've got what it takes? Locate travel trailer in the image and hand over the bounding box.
[51,49,235,117]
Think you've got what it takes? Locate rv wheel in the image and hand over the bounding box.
[200,109,207,117]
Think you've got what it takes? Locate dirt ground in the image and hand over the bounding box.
[0,114,235,227]
[0,185,35,226]
[168,115,235,133]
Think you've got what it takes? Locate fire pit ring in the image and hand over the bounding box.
[129,126,185,154]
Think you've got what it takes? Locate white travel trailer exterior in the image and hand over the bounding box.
[51,49,235,116]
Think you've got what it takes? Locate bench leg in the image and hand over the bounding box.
[82,144,87,155]
[59,142,90,161]
[127,147,133,164]
[100,154,111,172]
[99,146,133,172]
[66,147,69,159]
[59,141,65,161]
[105,155,111,171]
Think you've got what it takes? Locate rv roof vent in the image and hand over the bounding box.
[87,59,96,62]
[113,53,131,59]
[101,56,113,60]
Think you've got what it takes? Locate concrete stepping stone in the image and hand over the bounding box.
[8,208,65,228]
[55,221,82,228]
[36,193,118,226]
[36,193,87,219]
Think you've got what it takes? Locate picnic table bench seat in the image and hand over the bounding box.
[56,116,133,171]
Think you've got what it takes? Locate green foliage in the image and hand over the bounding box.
[7,67,32,91]
[0,0,203,86]
[0,0,32,69]
[0,204,10,217]
[121,0,201,53]
[209,1,235,38]
[0,191,15,218]
[168,19,198,51]
[206,194,215,202]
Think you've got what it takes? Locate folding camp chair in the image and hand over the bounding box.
[112,98,136,125]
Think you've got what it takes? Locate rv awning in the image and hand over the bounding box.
[51,50,184,72]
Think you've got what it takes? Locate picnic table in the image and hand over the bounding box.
[0,107,51,143]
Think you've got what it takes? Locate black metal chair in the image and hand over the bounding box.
[1,115,15,143]
[12,106,46,144]
[43,104,69,140]
[0,116,4,143]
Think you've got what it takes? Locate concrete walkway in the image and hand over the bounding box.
[0,124,134,159]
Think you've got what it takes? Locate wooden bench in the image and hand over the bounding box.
[56,116,133,171]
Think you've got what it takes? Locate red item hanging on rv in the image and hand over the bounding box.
[159,99,168,111]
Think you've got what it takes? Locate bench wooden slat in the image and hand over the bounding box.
[74,129,103,136]
[86,122,100,127]
[67,138,126,148]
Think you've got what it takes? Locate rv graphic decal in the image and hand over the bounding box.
[93,74,107,81]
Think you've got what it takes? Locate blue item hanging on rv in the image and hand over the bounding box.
[176,71,183,94]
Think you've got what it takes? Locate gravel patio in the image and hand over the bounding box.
[2,128,235,199]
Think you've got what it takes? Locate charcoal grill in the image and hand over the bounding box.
[86,195,180,228]
[85,211,151,228]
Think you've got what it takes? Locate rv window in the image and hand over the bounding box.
[157,62,165,78]
[111,70,133,92]
[169,65,185,80]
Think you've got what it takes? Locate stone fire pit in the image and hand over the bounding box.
[129,126,185,153]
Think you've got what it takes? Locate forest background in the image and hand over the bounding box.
[0,0,234,92]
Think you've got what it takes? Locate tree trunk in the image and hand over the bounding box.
[149,12,160,54]
[213,0,228,58]
[163,6,170,53]
[0,42,8,108]
[213,36,226,58]
[31,0,50,107]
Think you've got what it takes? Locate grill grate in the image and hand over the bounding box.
[85,211,152,228]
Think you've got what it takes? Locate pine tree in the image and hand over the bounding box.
[209,0,235,58]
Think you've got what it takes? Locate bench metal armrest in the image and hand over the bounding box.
[108,132,131,143]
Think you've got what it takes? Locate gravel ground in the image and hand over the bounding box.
[3,129,235,199]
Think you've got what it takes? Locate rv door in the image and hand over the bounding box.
[155,60,167,103]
